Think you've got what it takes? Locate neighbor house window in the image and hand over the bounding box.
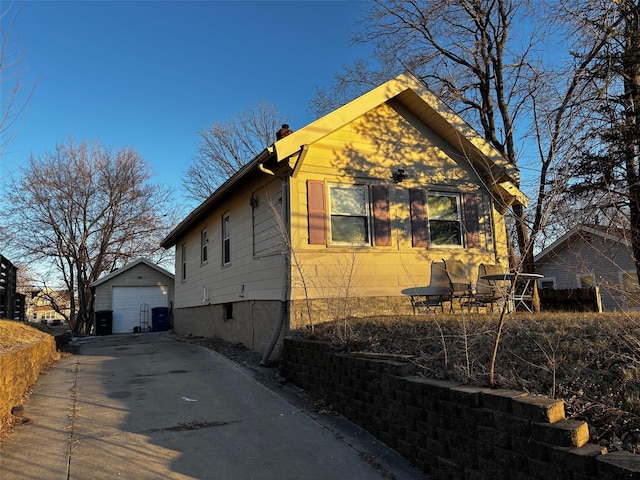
[201,228,208,264]
[181,243,187,281]
[622,271,640,307]
[578,274,595,288]
[328,184,370,245]
[427,193,462,246]
[539,278,556,290]
[222,213,230,265]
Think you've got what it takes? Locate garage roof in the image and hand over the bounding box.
[90,257,174,288]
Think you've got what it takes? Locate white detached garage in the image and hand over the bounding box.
[90,258,175,334]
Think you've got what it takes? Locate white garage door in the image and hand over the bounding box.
[112,286,168,334]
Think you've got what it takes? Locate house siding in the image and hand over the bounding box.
[172,174,286,351]
[536,234,638,311]
[165,73,524,356]
[287,102,503,311]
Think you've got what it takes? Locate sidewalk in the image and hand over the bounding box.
[1,332,427,480]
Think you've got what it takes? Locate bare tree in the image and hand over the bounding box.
[5,138,175,334]
[560,0,640,283]
[315,0,624,274]
[0,2,34,158]
[183,102,288,203]
[315,0,546,272]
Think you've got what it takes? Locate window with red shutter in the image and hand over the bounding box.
[328,184,370,245]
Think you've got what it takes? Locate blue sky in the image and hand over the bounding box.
[3,0,373,210]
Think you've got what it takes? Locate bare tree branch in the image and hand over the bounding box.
[183,102,287,203]
[5,138,176,333]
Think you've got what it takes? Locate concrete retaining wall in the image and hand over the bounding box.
[280,338,640,479]
[0,336,59,426]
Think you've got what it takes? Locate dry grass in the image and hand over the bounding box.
[294,311,640,455]
[0,320,53,353]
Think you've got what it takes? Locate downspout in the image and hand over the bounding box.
[259,159,293,366]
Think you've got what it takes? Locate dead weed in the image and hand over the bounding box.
[295,312,640,455]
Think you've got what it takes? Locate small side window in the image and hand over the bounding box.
[201,228,208,264]
[222,214,230,265]
[181,244,187,281]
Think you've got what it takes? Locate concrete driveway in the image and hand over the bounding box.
[0,332,426,480]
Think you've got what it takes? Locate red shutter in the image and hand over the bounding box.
[463,192,481,249]
[372,185,391,246]
[307,180,326,245]
[410,189,429,248]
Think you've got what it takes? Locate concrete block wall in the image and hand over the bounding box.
[280,338,640,479]
[0,336,59,426]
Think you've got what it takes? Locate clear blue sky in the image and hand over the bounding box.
[3,0,373,210]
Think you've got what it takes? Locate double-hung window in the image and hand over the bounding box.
[222,213,230,265]
[426,193,463,247]
[329,184,371,245]
[201,228,208,264]
[181,244,187,281]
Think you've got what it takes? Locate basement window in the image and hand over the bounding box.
[223,303,233,321]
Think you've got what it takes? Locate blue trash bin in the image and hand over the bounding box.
[151,307,170,332]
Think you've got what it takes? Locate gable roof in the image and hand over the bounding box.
[89,257,174,288]
[274,72,519,182]
[534,224,632,264]
[161,71,526,249]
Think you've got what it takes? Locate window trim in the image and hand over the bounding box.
[222,213,231,265]
[426,192,464,248]
[538,277,557,290]
[577,273,595,288]
[201,227,208,264]
[328,183,372,246]
[181,243,187,281]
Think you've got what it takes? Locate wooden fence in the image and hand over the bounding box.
[539,287,602,313]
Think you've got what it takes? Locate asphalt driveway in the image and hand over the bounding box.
[1,332,426,480]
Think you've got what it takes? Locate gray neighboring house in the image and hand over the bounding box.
[90,257,175,333]
[534,224,640,312]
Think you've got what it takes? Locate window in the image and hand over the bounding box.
[578,274,595,288]
[201,228,208,264]
[222,214,230,265]
[622,271,640,307]
[181,244,187,281]
[539,278,556,290]
[427,193,462,246]
[223,302,233,321]
[329,184,370,245]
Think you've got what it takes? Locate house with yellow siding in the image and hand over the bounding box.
[160,72,526,356]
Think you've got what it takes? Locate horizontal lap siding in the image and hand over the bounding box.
[537,235,637,311]
[253,179,283,257]
[174,177,284,309]
[288,103,501,302]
